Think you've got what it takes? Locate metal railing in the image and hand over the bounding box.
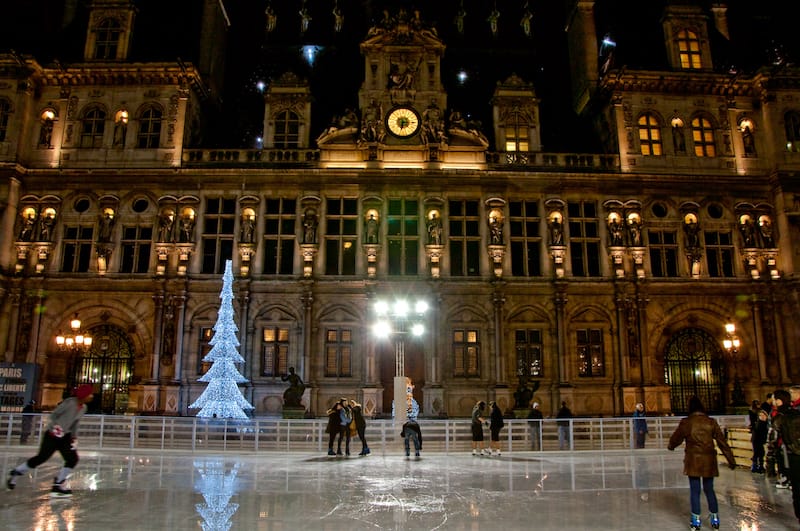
[1,414,747,454]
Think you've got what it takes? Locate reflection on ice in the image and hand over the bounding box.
[194,460,240,531]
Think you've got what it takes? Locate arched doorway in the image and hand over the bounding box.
[70,324,134,414]
[664,327,724,414]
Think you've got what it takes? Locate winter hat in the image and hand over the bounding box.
[532,402,539,409]
[75,384,94,400]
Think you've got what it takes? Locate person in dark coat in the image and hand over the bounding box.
[668,395,736,531]
[772,388,800,527]
[401,418,422,458]
[527,402,543,451]
[556,401,573,450]
[633,402,648,449]
[325,401,343,456]
[488,401,505,456]
[749,400,768,473]
[349,399,370,456]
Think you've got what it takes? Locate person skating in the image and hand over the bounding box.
[7,384,94,497]
[325,401,342,456]
[668,395,736,530]
[401,417,422,458]
[488,401,505,456]
[772,388,800,528]
[556,401,573,450]
[633,402,649,449]
[350,399,370,456]
[527,401,543,450]
[336,398,352,456]
[471,401,489,456]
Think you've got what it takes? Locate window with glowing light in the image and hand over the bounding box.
[198,327,213,375]
[515,329,543,378]
[94,18,121,60]
[325,328,352,377]
[262,327,289,376]
[263,198,296,275]
[273,110,301,148]
[638,113,663,155]
[504,112,530,152]
[784,111,800,153]
[676,29,702,69]
[691,116,716,157]
[137,106,162,148]
[453,329,480,377]
[387,198,419,276]
[324,197,357,275]
[201,198,235,274]
[577,328,604,377]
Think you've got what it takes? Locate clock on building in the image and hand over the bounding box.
[385,107,420,138]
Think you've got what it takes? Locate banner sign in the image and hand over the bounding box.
[0,363,37,412]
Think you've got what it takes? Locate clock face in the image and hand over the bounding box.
[386,107,420,137]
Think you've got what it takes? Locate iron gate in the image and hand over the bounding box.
[664,327,724,414]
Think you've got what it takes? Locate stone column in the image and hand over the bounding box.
[0,177,21,270]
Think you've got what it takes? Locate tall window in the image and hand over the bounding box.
[94,19,121,60]
[453,329,480,377]
[691,116,716,157]
[137,107,162,148]
[324,197,358,275]
[638,113,662,155]
[504,113,529,152]
[785,111,800,153]
[0,99,9,142]
[324,328,352,377]
[515,329,543,378]
[80,107,106,148]
[509,200,541,277]
[198,327,213,374]
[449,200,481,276]
[677,29,702,69]
[201,198,236,274]
[263,198,296,275]
[387,198,419,276]
[648,230,679,277]
[704,231,734,277]
[274,110,301,148]
[262,327,289,376]
[61,226,94,272]
[119,225,152,273]
[577,328,604,377]
[568,201,601,277]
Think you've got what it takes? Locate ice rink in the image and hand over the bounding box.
[2,447,798,530]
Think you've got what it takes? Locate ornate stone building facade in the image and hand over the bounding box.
[1,1,798,418]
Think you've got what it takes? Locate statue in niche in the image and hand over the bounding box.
[18,211,37,241]
[158,212,174,243]
[281,367,306,407]
[98,211,115,243]
[759,218,775,248]
[421,100,445,144]
[303,209,318,244]
[489,215,503,245]
[739,218,756,248]
[240,216,255,244]
[609,217,625,246]
[628,218,642,246]
[549,217,564,245]
[427,212,443,245]
[179,215,195,243]
[684,218,700,248]
[38,211,56,242]
[365,213,379,244]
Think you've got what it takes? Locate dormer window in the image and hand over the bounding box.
[691,116,715,157]
[677,29,702,69]
[274,110,301,148]
[638,113,662,155]
[137,106,162,148]
[94,19,122,60]
[504,113,530,152]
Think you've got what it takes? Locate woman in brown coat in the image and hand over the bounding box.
[668,396,736,530]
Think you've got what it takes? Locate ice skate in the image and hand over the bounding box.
[709,512,719,530]
[689,513,701,530]
[6,470,23,490]
[50,480,72,498]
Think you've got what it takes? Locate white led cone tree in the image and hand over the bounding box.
[190,260,254,419]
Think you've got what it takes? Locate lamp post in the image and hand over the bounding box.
[55,313,93,390]
[722,322,746,408]
[372,298,428,426]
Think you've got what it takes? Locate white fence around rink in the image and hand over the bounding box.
[1,413,748,454]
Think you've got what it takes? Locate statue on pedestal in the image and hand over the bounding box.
[281,367,306,408]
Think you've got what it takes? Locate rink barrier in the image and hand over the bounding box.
[1,414,748,454]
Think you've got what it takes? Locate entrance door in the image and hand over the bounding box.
[378,340,425,417]
[71,324,134,414]
[664,328,724,414]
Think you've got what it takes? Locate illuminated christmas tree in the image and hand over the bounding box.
[190,260,254,419]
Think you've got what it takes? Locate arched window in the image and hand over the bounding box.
[677,29,702,69]
[638,113,662,155]
[691,116,716,157]
[504,112,529,152]
[0,99,10,142]
[94,19,121,60]
[274,110,300,148]
[785,111,800,153]
[137,106,162,148]
[664,328,724,414]
[80,107,106,148]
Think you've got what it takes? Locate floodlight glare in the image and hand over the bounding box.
[411,323,424,337]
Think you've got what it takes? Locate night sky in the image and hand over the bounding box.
[2,1,796,152]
